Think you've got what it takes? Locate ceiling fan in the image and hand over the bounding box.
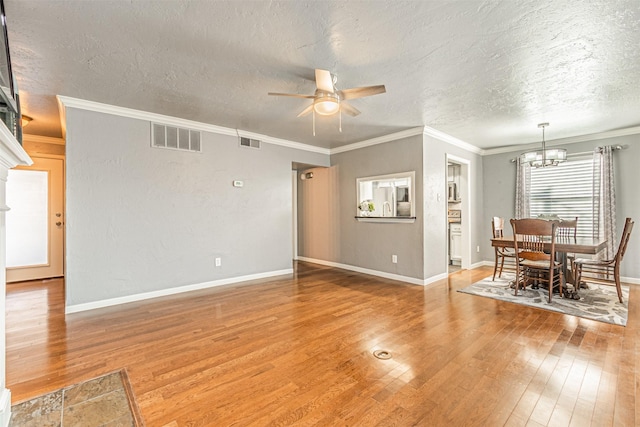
[268,69,386,134]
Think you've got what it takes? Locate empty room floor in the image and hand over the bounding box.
[6,262,638,426]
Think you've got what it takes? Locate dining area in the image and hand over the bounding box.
[490,215,634,306]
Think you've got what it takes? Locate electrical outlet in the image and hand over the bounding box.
[392,255,398,263]
[476,246,480,253]
[215,257,221,267]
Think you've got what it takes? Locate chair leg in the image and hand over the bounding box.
[492,254,499,281]
[514,265,521,296]
[615,267,623,304]
[498,256,505,278]
[574,264,582,292]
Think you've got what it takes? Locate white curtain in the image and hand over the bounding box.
[515,156,530,219]
[593,146,616,259]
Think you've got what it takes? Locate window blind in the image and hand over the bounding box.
[529,158,594,238]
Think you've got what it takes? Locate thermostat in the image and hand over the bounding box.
[233,180,244,187]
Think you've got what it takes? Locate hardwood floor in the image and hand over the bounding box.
[6,262,639,426]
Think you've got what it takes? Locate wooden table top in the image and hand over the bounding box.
[491,235,607,255]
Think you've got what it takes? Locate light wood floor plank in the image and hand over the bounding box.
[6,263,638,426]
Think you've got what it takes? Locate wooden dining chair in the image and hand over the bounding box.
[557,217,579,279]
[510,218,564,303]
[557,217,578,239]
[491,217,518,280]
[573,217,635,303]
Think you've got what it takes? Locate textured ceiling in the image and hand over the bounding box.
[6,0,640,150]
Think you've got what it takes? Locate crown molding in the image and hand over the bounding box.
[56,95,329,155]
[22,134,65,145]
[57,95,67,139]
[482,125,640,156]
[422,126,483,155]
[330,126,482,156]
[330,127,425,155]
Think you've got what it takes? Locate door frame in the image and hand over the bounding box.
[445,154,471,271]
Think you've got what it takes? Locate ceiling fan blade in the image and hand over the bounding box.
[338,85,386,100]
[297,104,314,117]
[268,92,315,99]
[340,101,361,117]
[315,69,334,93]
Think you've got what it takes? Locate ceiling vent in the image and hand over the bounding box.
[239,137,261,149]
[152,123,201,153]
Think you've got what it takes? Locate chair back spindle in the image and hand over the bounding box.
[557,217,578,239]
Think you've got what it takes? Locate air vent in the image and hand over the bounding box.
[152,123,201,153]
[239,137,261,149]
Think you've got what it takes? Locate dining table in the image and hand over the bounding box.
[490,235,607,288]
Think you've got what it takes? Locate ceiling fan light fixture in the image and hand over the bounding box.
[313,96,339,116]
[520,123,567,168]
[268,68,386,135]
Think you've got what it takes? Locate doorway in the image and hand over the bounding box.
[446,155,470,273]
[6,156,65,282]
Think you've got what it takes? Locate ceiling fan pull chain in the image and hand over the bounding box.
[339,108,342,132]
[312,109,316,136]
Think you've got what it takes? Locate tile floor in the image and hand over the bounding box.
[10,370,141,426]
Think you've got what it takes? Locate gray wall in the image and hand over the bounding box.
[482,134,640,279]
[329,135,425,279]
[297,133,484,282]
[65,108,328,307]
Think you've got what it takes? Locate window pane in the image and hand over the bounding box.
[6,169,49,267]
[530,159,594,238]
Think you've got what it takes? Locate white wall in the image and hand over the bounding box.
[64,107,328,309]
[422,134,484,279]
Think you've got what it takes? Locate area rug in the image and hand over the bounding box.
[10,369,144,426]
[458,275,629,326]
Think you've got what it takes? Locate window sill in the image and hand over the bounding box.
[355,216,416,223]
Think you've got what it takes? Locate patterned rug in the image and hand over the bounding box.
[458,275,629,326]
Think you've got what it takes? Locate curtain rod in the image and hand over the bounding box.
[510,144,625,163]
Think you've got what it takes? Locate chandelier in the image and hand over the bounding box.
[520,123,566,168]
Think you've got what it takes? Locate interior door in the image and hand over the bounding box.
[6,156,64,282]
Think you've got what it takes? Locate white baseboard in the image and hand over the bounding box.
[297,256,448,286]
[0,388,11,427]
[424,272,449,286]
[65,269,293,314]
[470,261,492,269]
[476,259,640,285]
[621,276,640,285]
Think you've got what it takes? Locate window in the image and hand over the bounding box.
[356,171,415,219]
[529,157,594,238]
